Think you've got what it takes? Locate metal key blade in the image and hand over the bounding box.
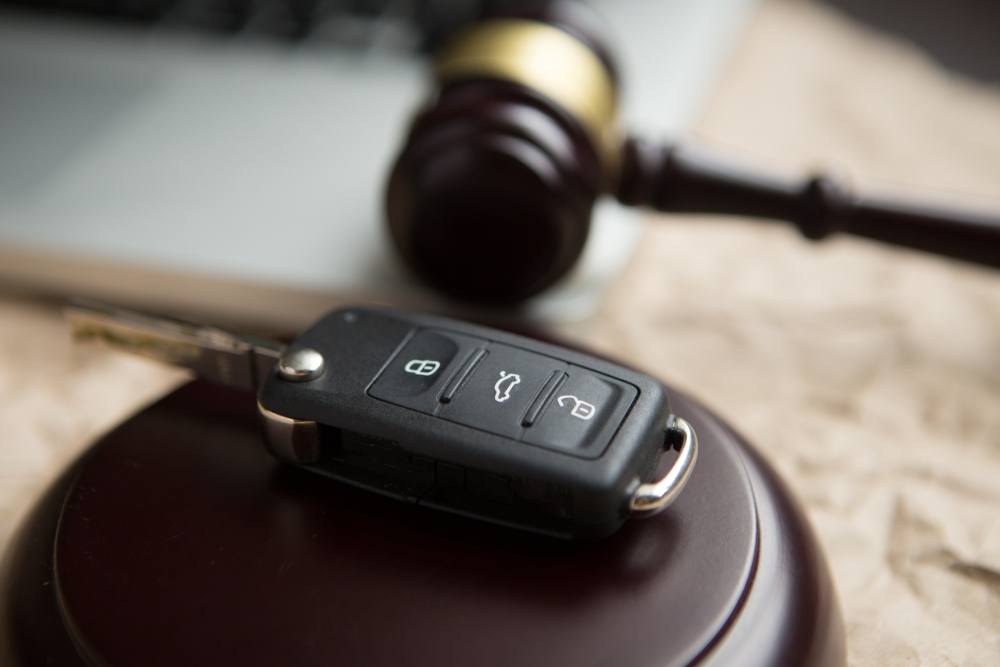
[66,300,284,392]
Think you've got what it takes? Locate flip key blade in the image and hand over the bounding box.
[66,301,284,391]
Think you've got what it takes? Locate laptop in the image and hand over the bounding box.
[0,0,756,328]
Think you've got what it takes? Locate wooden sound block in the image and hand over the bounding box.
[1,380,844,666]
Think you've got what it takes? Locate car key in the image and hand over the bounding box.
[68,303,697,539]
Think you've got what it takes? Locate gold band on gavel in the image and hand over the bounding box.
[434,19,620,169]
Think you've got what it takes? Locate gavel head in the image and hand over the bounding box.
[385,3,621,304]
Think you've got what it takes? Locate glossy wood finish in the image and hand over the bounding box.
[1,380,844,666]
[617,137,1000,269]
[385,77,601,304]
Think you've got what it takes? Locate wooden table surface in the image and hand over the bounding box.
[2,1,999,664]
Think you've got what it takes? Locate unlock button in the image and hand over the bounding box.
[556,394,598,420]
[523,369,638,456]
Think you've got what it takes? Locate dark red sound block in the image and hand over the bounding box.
[1,380,844,666]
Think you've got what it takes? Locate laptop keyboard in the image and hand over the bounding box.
[1,0,518,51]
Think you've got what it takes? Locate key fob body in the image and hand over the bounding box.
[258,307,690,539]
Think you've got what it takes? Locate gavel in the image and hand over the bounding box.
[385,1,1000,304]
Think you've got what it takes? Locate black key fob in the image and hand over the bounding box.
[258,307,697,540]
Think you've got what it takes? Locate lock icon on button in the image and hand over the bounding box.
[404,359,441,376]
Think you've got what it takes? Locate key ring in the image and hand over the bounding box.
[630,415,699,516]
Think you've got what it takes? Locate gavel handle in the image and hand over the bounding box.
[616,136,1000,269]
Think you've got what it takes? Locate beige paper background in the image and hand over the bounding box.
[1,0,998,663]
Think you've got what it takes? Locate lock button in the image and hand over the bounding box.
[368,329,484,413]
[522,367,638,456]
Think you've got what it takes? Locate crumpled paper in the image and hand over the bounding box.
[564,1,1000,663]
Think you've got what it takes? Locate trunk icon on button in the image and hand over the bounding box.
[494,371,521,403]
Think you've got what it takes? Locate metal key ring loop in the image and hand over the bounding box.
[629,415,699,516]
